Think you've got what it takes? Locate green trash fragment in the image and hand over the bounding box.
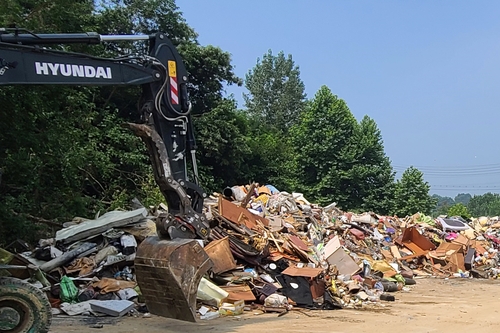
[384,274,406,285]
[415,213,436,227]
[60,275,79,303]
[134,285,144,303]
[0,248,14,265]
[394,274,406,285]
[34,269,51,288]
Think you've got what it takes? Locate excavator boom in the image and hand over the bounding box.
[0,28,213,321]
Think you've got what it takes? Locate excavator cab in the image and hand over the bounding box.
[0,29,214,322]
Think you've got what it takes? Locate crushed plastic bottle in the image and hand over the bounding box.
[374,281,384,292]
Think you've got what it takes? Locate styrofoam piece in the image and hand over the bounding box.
[89,300,135,317]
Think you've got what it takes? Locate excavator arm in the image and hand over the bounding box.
[0,28,213,322]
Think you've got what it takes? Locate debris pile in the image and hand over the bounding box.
[1,208,155,318]
[196,184,500,317]
[2,183,500,322]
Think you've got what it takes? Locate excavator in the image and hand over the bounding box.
[0,28,216,331]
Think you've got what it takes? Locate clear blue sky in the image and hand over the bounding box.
[177,0,500,198]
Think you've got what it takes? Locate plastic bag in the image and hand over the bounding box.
[60,275,79,303]
[264,294,288,307]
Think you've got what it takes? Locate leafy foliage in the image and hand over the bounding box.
[244,50,306,133]
[393,166,436,216]
[2,0,477,247]
[193,99,251,192]
[179,44,243,114]
[447,203,471,220]
[454,193,472,205]
[431,194,455,216]
[0,0,241,245]
[94,0,197,42]
[285,88,396,212]
[2,0,95,33]
[92,0,242,115]
[288,86,358,208]
[245,132,295,191]
[349,116,396,214]
[241,49,307,191]
[467,193,500,217]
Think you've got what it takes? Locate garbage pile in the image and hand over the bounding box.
[1,208,156,318]
[194,184,500,318]
[1,183,500,321]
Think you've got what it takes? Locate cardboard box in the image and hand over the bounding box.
[219,300,245,316]
[324,238,360,276]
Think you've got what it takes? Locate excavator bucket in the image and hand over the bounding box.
[134,236,213,322]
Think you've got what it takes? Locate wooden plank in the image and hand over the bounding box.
[390,245,402,259]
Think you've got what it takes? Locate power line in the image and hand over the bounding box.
[432,186,500,189]
[432,182,500,186]
[430,188,500,192]
[393,167,500,173]
[392,163,500,170]
[393,165,500,170]
[393,167,500,176]
[417,173,500,177]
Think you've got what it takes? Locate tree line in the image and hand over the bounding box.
[0,0,438,245]
[433,193,500,219]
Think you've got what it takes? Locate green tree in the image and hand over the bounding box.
[244,132,295,191]
[350,116,396,214]
[467,193,500,217]
[94,0,197,43]
[393,166,436,216]
[447,203,471,220]
[2,0,94,33]
[178,43,243,114]
[431,194,455,216]
[241,50,306,189]
[193,98,251,192]
[288,86,358,208]
[243,50,306,133]
[454,193,472,205]
[0,0,242,245]
[0,0,103,244]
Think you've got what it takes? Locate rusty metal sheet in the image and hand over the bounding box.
[403,242,427,257]
[134,237,213,322]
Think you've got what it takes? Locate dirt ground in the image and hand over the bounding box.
[49,277,500,333]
